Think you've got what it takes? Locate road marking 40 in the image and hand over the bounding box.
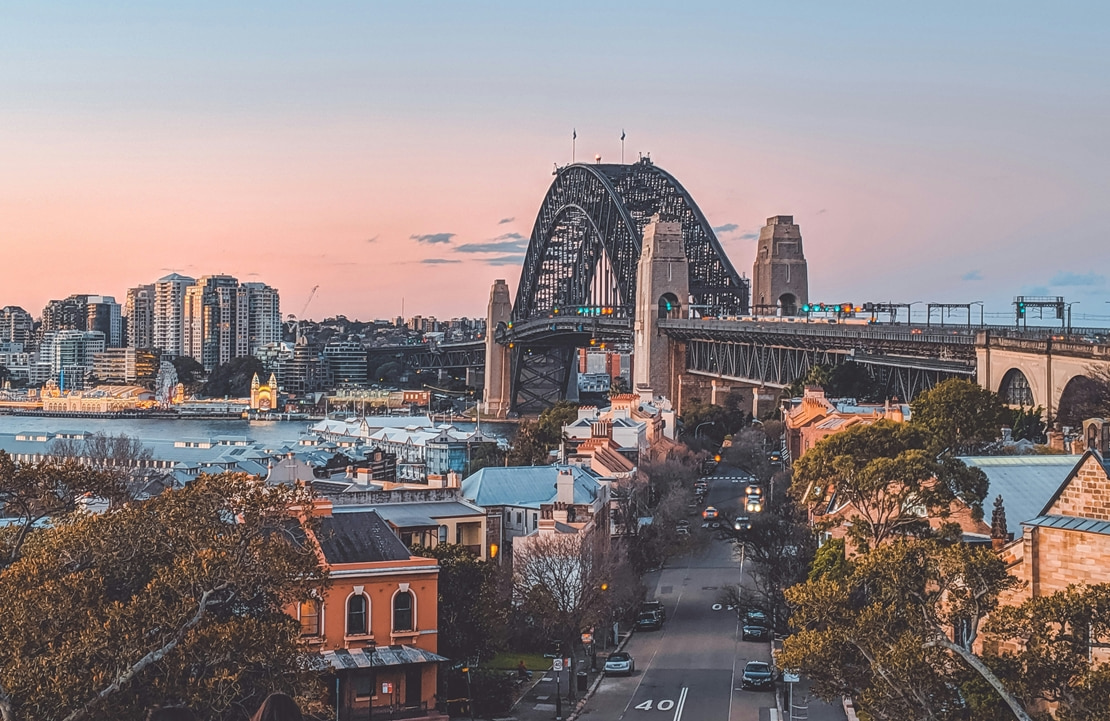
[634,687,689,720]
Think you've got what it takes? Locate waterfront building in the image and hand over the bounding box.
[0,306,34,349]
[40,383,155,413]
[39,329,105,389]
[153,273,194,358]
[124,284,155,349]
[92,347,159,385]
[277,340,331,394]
[184,275,242,370]
[323,336,369,385]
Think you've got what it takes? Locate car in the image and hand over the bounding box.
[694,480,709,492]
[742,623,770,641]
[641,600,666,621]
[702,506,719,520]
[732,516,752,532]
[746,498,763,513]
[741,661,774,690]
[746,609,768,626]
[636,610,663,631]
[604,651,635,675]
[745,484,764,497]
[676,526,690,536]
[676,519,690,529]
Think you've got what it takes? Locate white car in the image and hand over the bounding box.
[604,652,635,675]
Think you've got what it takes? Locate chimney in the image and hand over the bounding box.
[990,495,1008,552]
[552,501,569,525]
[1001,426,1013,443]
[447,471,461,489]
[556,468,574,505]
[346,465,355,480]
[427,473,445,489]
[1047,425,1065,451]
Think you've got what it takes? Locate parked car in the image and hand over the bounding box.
[746,609,768,626]
[641,600,666,621]
[604,651,635,675]
[702,506,719,520]
[636,610,663,631]
[742,623,770,641]
[741,661,774,690]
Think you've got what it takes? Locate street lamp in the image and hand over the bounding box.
[694,421,716,438]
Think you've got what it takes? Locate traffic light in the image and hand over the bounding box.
[1017,301,1026,318]
[801,304,811,313]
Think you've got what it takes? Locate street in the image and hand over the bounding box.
[511,463,847,721]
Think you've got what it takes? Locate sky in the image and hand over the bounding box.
[2,1,1108,324]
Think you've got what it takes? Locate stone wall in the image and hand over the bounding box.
[1047,454,1110,520]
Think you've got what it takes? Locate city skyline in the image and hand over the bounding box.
[3,2,1107,322]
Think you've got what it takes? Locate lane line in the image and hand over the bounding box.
[672,686,689,721]
[618,552,696,719]
[727,543,746,721]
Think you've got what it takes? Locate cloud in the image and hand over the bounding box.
[366,235,379,244]
[713,223,739,234]
[420,258,461,264]
[498,217,515,225]
[739,232,758,241]
[410,232,455,245]
[455,232,529,254]
[1050,271,1105,287]
[962,270,983,281]
[483,255,528,266]
[817,208,828,215]
[1022,285,1050,296]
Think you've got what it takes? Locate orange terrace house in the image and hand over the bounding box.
[292,499,448,721]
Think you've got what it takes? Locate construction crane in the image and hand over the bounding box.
[290,285,319,344]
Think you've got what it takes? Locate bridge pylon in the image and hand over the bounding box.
[483,279,512,418]
[633,216,689,399]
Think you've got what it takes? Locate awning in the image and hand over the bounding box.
[322,645,448,670]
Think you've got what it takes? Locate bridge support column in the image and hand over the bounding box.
[633,216,690,398]
[483,279,512,418]
[753,385,778,419]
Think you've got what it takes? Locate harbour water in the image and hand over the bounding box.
[0,414,516,446]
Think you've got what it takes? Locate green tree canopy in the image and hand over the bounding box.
[791,421,989,549]
[780,539,1032,721]
[909,378,1010,452]
[0,473,326,721]
[200,356,267,398]
[413,544,507,663]
[507,401,579,465]
[169,356,205,395]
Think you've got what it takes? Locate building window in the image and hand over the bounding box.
[517,511,522,526]
[533,513,538,529]
[438,525,448,544]
[393,590,414,632]
[299,599,320,637]
[347,594,368,636]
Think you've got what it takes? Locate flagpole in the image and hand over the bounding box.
[621,129,625,164]
[572,128,576,164]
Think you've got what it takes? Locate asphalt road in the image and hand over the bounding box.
[574,463,777,721]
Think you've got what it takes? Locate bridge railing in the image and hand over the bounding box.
[983,334,1110,358]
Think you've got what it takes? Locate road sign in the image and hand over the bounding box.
[553,658,563,671]
[783,671,800,683]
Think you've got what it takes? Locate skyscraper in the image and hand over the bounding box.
[0,306,34,348]
[124,284,155,349]
[184,275,242,370]
[86,295,122,347]
[241,282,282,355]
[153,273,195,358]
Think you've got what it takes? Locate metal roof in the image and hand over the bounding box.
[959,455,1082,536]
[314,511,413,565]
[461,465,602,509]
[321,644,448,670]
[1024,513,1110,537]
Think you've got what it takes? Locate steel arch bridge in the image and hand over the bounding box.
[504,158,749,413]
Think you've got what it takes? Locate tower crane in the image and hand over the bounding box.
[291,285,319,344]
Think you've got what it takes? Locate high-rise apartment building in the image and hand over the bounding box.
[41,295,89,333]
[86,295,122,348]
[323,336,368,385]
[241,282,281,355]
[153,273,194,358]
[0,306,34,348]
[39,329,105,390]
[124,284,155,349]
[184,275,241,370]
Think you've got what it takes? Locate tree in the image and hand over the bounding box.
[0,472,327,721]
[0,452,127,570]
[0,364,10,385]
[413,544,507,663]
[984,584,1110,720]
[608,376,630,395]
[786,362,883,402]
[779,539,1033,721]
[791,421,989,551]
[48,433,171,499]
[910,379,1010,453]
[201,356,267,398]
[507,401,579,466]
[169,356,205,396]
[1008,406,1047,444]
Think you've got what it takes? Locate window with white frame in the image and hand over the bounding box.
[346,593,369,636]
[393,590,414,632]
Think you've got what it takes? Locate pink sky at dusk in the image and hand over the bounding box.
[2,2,1106,324]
